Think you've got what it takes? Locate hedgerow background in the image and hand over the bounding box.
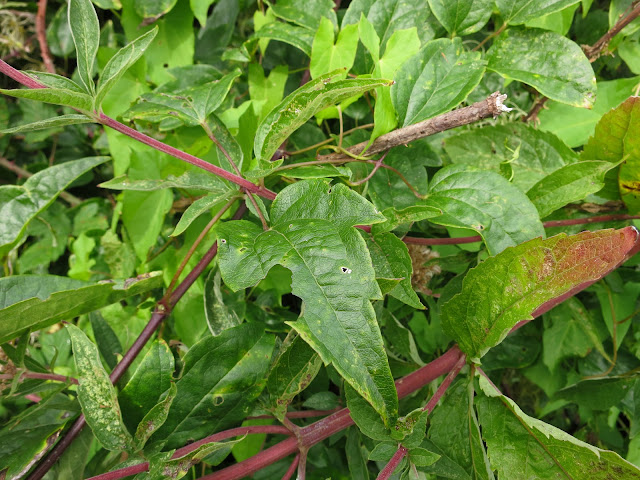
[2,0,640,478]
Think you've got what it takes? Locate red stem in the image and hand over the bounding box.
[0,372,78,385]
[282,454,300,480]
[36,0,55,74]
[423,354,467,413]
[376,445,408,480]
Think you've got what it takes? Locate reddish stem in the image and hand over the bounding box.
[376,446,408,480]
[423,354,467,413]
[0,372,78,385]
[35,0,55,74]
[282,454,300,480]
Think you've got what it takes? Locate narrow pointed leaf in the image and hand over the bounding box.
[0,156,109,256]
[425,165,544,255]
[527,160,622,218]
[68,0,100,94]
[171,192,235,237]
[442,227,639,360]
[0,272,163,344]
[254,71,391,163]
[99,171,228,193]
[0,87,93,111]
[0,114,92,134]
[250,22,314,56]
[487,28,596,108]
[371,206,442,235]
[134,382,177,451]
[95,27,158,108]
[477,375,640,479]
[581,96,640,213]
[24,71,86,92]
[149,323,274,449]
[392,38,486,126]
[66,324,134,451]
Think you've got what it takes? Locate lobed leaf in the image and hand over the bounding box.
[66,324,134,451]
[477,375,640,479]
[0,272,163,344]
[310,18,359,79]
[254,70,391,164]
[392,37,486,126]
[487,27,596,108]
[442,227,639,360]
[0,156,109,257]
[425,165,544,255]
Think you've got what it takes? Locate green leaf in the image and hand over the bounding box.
[538,77,640,148]
[95,27,158,109]
[0,272,162,344]
[444,123,578,192]
[542,297,606,372]
[66,324,134,451]
[203,268,245,336]
[268,0,336,31]
[345,383,391,441]
[409,447,441,467]
[248,64,288,121]
[190,0,216,26]
[24,71,86,92]
[0,393,79,480]
[495,0,581,24]
[254,71,392,164]
[0,87,94,112]
[477,375,640,479]
[527,160,622,218]
[99,171,228,193]
[346,428,370,480]
[554,376,637,412]
[371,206,443,234]
[68,0,100,94]
[134,0,178,19]
[392,37,486,126]
[582,96,640,213]
[149,323,274,449]
[89,311,123,370]
[487,27,596,108]
[119,341,175,433]
[427,0,493,36]
[369,442,398,462]
[250,22,314,57]
[134,382,177,451]
[310,18,359,79]
[0,114,92,134]
[429,379,493,479]
[218,180,398,425]
[364,232,424,309]
[266,333,322,421]
[442,227,639,360]
[0,156,109,257]
[122,190,173,261]
[184,69,242,123]
[171,192,235,237]
[425,165,545,255]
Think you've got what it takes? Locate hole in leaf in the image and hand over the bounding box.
[220,239,227,244]
[213,395,224,406]
[340,267,352,274]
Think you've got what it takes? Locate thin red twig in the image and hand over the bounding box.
[35,0,55,73]
[376,445,408,480]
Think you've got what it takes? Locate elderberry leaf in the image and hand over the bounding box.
[442,227,640,360]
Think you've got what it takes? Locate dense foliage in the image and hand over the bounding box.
[1,0,640,478]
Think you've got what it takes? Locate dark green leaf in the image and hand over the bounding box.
[442,228,639,360]
[149,323,274,449]
[254,71,391,164]
[477,375,640,479]
[99,171,228,193]
[345,384,391,441]
[269,0,336,31]
[554,376,636,412]
[427,0,493,36]
[371,206,442,235]
[425,165,544,255]
[204,268,245,336]
[67,324,134,451]
[95,27,158,108]
[134,382,177,451]
[119,341,175,433]
[486,28,596,108]
[392,38,486,126]
[346,428,370,480]
[217,181,398,425]
[527,160,621,218]
[68,0,100,94]
[250,22,314,56]
[0,272,163,344]
[409,447,441,467]
[266,333,322,421]
[89,311,123,370]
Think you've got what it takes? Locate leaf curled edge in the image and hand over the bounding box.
[442,227,639,361]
